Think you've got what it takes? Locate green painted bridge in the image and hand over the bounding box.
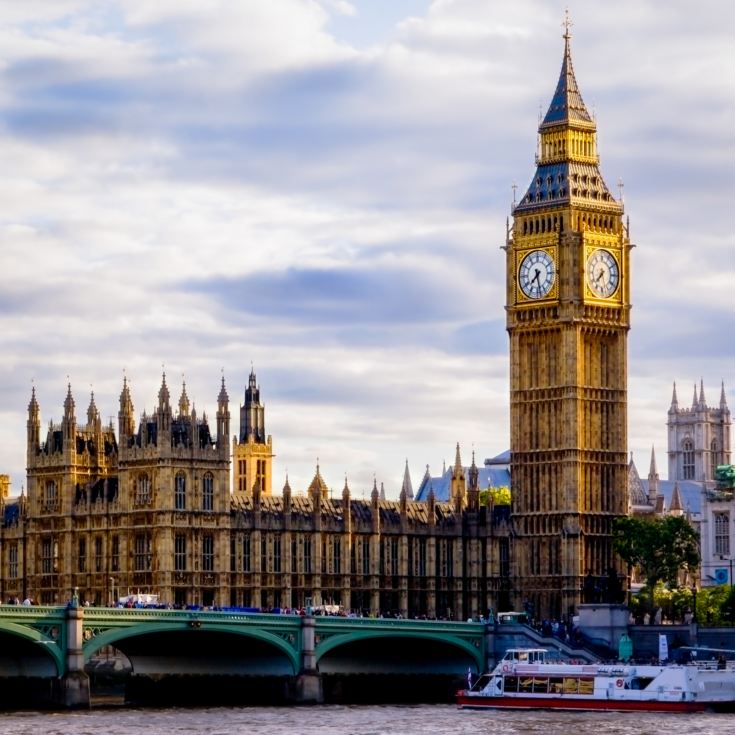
[0,604,487,707]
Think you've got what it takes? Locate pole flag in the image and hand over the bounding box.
[658,633,669,663]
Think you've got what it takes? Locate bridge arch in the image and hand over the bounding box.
[316,630,484,673]
[0,621,64,676]
[84,622,300,675]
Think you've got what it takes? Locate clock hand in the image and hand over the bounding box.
[596,268,605,283]
[531,268,541,285]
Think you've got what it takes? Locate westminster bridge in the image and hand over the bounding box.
[0,604,489,707]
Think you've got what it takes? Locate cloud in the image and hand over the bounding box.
[0,0,733,494]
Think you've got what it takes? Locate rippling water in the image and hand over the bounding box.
[0,705,733,735]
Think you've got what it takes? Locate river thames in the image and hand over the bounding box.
[0,705,732,735]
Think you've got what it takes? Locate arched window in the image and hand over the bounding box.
[714,512,730,557]
[682,439,695,480]
[175,472,186,510]
[711,439,719,481]
[44,480,58,512]
[135,473,151,505]
[202,472,214,512]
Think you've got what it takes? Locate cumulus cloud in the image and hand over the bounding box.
[0,0,733,493]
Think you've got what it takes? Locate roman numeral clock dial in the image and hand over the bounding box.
[519,249,555,299]
[586,249,620,298]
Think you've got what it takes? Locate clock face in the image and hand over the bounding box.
[519,249,555,299]
[586,249,620,298]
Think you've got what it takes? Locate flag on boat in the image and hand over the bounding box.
[659,634,669,663]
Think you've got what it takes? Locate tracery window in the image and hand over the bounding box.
[135,473,151,505]
[682,439,695,480]
[715,512,730,557]
[78,538,86,573]
[202,472,214,511]
[8,543,18,579]
[202,534,214,572]
[174,534,187,572]
[175,472,186,510]
[44,480,58,512]
[134,534,151,571]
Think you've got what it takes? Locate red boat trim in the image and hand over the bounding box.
[456,694,706,713]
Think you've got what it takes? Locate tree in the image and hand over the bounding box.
[613,515,700,594]
[479,485,510,507]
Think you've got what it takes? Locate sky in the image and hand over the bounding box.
[1,0,734,497]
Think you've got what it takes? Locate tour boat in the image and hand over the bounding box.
[457,648,735,713]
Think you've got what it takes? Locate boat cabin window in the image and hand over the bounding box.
[503,649,547,664]
[503,675,594,695]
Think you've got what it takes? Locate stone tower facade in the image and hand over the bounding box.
[667,380,731,484]
[233,368,273,499]
[506,27,631,618]
[23,375,232,606]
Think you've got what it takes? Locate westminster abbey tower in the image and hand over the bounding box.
[506,26,631,617]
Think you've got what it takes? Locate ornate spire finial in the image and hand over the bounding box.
[562,7,573,40]
[699,378,706,407]
[649,445,658,477]
[721,380,728,408]
[671,381,678,408]
[454,442,463,473]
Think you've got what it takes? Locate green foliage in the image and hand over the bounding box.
[613,515,700,591]
[696,585,735,626]
[479,486,510,507]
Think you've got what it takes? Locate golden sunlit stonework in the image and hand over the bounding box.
[506,26,631,617]
[1,373,500,618]
[0,27,631,622]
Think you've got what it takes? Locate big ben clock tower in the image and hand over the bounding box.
[506,21,631,619]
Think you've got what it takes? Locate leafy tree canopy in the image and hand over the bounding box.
[479,485,511,507]
[613,515,700,590]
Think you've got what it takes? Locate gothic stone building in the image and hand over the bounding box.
[506,26,630,618]
[0,372,507,619]
[0,27,637,621]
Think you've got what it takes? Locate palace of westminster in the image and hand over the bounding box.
[0,30,732,621]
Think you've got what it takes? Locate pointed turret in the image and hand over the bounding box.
[541,23,593,128]
[158,371,170,409]
[468,451,480,511]
[699,378,707,409]
[401,459,414,500]
[514,16,620,215]
[178,380,190,417]
[342,476,350,502]
[63,382,75,419]
[721,381,728,411]
[692,383,698,408]
[240,366,265,444]
[216,374,230,449]
[379,482,386,501]
[62,382,76,443]
[647,445,659,500]
[282,474,292,509]
[669,482,684,517]
[118,375,135,440]
[87,391,99,428]
[157,371,172,434]
[308,462,328,503]
[450,442,466,510]
[371,477,379,504]
[669,381,678,413]
[27,386,41,454]
[453,442,463,474]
